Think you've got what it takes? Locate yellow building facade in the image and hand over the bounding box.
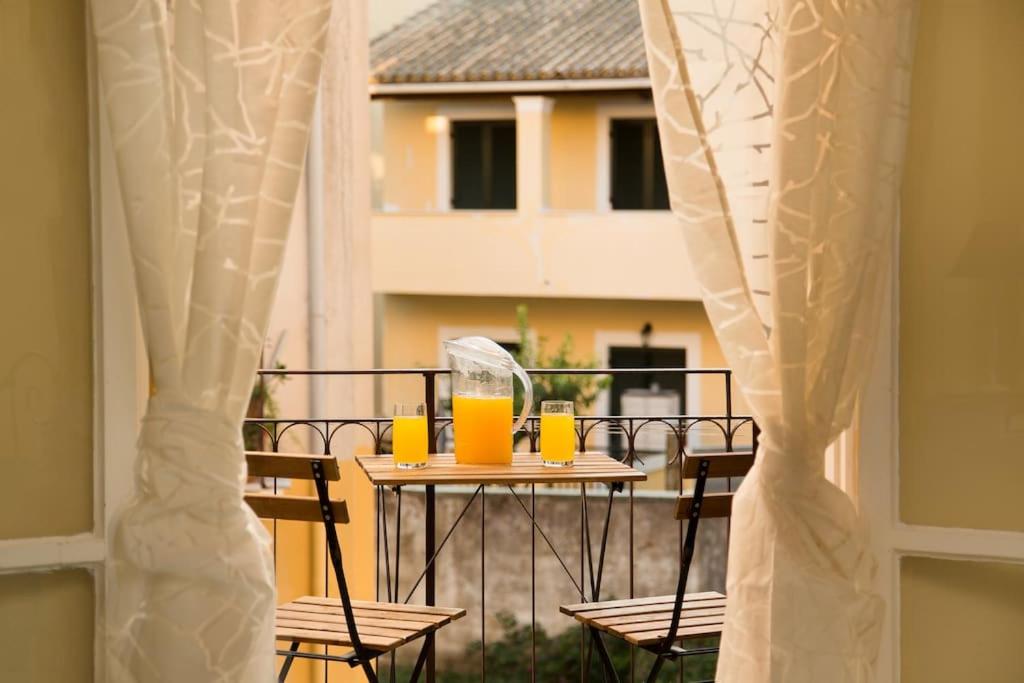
[370,88,731,413]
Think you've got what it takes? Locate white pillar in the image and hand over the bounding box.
[513,95,553,214]
[322,0,373,418]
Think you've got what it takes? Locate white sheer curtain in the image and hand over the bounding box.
[638,1,915,680]
[92,1,331,679]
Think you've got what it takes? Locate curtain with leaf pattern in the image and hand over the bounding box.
[91,0,331,679]
[637,1,916,680]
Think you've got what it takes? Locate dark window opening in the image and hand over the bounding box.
[608,345,687,458]
[610,118,669,210]
[451,120,516,209]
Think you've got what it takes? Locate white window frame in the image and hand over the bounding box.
[856,222,1024,683]
[0,20,143,681]
[595,102,660,213]
[433,103,516,212]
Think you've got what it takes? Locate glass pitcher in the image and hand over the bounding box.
[444,337,533,464]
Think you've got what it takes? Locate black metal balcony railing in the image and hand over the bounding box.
[247,368,757,683]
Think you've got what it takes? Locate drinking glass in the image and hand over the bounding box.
[540,400,575,467]
[393,403,428,469]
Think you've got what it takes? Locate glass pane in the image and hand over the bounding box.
[489,122,516,209]
[611,119,645,209]
[0,0,93,539]
[902,558,1024,682]
[899,0,1024,532]
[0,571,94,682]
[451,121,485,209]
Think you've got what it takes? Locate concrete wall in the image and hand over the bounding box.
[378,488,728,667]
[0,0,96,679]
[898,1,1024,680]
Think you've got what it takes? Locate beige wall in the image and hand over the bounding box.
[373,211,703,301]
[898,1,1024,680]
[549,96,598,210]
[380,99,441,211]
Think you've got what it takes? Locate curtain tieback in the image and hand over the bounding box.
[135,395,247,507]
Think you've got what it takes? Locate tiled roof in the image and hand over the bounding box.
[370,0,648,84]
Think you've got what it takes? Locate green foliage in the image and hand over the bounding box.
[512,304,611,415]
[388,612,718,682]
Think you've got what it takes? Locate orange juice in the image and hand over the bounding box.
[451,395,513,464]
[541,413,575,464]
[393,415,428,468]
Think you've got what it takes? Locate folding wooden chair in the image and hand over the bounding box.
[245,450,466,682]
[560,449,755,682]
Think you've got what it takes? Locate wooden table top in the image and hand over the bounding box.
[355,452,646,487]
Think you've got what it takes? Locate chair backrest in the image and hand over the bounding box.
[675,450,754,521]
[243,450,374,663]
[659,448,756,653]
[244,492,349,523]
[247,450,341,481]
[244,451,348,523]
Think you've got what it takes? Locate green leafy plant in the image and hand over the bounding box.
[511,304,611,415]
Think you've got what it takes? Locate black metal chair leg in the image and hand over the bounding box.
[409,636,432,682]
[277,641,300,682]
[589,627,621,682]
[358,657,380,683]
[645,654,666,683]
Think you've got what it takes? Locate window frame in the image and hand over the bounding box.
[854,220,1024,683]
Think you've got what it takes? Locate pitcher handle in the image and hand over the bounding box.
[510,364,533,435]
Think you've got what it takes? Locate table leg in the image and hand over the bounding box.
[425,483,436,682]
[481,486,486,681]
[531,484,537,683]
[583,484,622,682]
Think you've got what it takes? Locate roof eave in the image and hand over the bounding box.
[369,77,652,98]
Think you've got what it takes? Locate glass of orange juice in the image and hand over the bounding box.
[540,401,575,467]
[393,403,428,469]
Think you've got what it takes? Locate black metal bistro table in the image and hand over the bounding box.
[356,452,647,682]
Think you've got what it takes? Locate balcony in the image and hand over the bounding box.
[247,367,754,681]
[371,211,703,301]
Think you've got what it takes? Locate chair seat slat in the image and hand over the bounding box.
[561,591,727,647]
[275,597,467,653]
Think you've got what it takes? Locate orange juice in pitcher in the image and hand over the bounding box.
[444,337,533,465]
[451,395,513,464]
